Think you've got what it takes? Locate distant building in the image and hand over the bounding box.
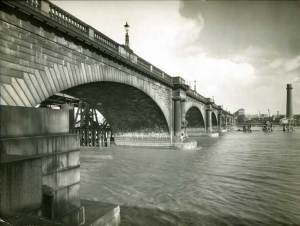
[234,108,245,116]
[260,113,268,118]
[294,114,300,126]
[246,114,258,120]
[234,108,246,124]
[273,114,285,124]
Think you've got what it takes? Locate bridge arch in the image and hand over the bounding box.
[185,106,205,129]
[184,100,206,125]
[212,111,218,130]
[57,81,170,136]
[0,62,172,136]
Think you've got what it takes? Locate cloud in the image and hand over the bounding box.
[285,55,300,72]
[177,0,300,113]
[269,58,284,69]
[179,0,300,58]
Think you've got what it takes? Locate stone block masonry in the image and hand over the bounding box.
[0,106,81,225]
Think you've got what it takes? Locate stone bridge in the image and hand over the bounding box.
[0,1,234,224]
[0,0,233,144]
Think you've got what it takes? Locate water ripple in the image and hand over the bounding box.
[80,130,300,225]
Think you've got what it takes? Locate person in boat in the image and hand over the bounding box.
[263,121,273,132]
[247,124,252,132]
[180,132,185,141]
[270,122,273,132]
[243,125,246,132]
[263,121,269,132]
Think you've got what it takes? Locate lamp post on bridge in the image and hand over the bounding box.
[124,22,130,48]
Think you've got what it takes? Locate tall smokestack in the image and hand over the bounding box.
[286,83,293,119]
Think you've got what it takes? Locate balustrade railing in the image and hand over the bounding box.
[94,30,119,52]
[152,66,162,76]
[24,0,41,9]
[173,76,186,85]
[10,0,212,89]
[135,57,173,83]
[186,89,208,103]
[163,73,173,84]
[137,57,151,71]
[49,3,89,35]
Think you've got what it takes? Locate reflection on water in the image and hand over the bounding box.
[80,129,300,226]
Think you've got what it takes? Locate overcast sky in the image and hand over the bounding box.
[52,0,300,115]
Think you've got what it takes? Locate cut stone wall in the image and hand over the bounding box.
[0,158,42,212]
[0,106,80,224]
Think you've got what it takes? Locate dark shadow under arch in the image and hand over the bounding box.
[212,112,218,128]
[43,82,170,136]
[185,106,205,128]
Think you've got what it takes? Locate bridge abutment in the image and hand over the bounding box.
[0,106,82,225]
[206,105,213,133]
[218,112,222,130]
[173,98,182,137]
[172,78,189,139]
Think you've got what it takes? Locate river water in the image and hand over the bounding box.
[80,128,300,226]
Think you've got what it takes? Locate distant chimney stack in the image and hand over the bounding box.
[286,83,293,119]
